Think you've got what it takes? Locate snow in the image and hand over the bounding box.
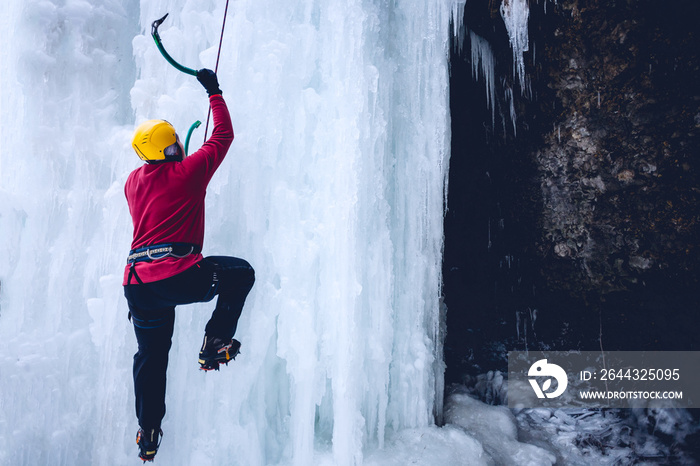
[446,389,557,466]
[462,371,700,465]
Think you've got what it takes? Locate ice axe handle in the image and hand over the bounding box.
[184,120,202,156]
[151,13,198,76]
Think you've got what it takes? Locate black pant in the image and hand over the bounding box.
[123,256,255,430]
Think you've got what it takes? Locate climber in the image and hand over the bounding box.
[123,68,255,462]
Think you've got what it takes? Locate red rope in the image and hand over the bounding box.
[203,0,231,142]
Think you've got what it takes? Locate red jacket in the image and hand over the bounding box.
[123,95,234,285]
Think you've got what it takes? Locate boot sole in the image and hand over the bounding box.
[198,341,240,371]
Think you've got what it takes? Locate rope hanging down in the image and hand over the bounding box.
[203,0,231,142]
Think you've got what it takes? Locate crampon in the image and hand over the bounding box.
[136,428,162,462]
[198,336,241,371]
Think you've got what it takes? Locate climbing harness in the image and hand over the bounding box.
[127,242,202,286]
[127,242,201,264]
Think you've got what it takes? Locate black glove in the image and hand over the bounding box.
[197,68,222,96]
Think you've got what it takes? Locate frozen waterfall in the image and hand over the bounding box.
[0,0,571,464]
[1,0,453,464]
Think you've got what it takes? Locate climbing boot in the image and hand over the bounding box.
[136,427,162,462]
[198,336,241,371]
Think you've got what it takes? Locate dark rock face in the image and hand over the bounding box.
[534,0,700,295]
[444,0,700,380]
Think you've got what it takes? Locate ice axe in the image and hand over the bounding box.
[151,13,198,76]
[151,13,201,155]
[151,8,230,147]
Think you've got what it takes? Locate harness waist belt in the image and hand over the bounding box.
[127,242,202,264]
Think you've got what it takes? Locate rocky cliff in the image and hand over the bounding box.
[445,0,700,378]
[534,0,700,295]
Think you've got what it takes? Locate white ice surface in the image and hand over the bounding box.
[0,0,461,464]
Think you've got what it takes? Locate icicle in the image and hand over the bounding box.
[500,0,530,92]
[470,31,496,128]
[487,218,493,251]
[452,1,467,54]
[504,84,516,136]
[525,75,532,100]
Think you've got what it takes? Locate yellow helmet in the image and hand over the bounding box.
[132,119,177,162]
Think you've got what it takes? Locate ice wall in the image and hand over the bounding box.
[0,1,140,464]
[0,1,453,465]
